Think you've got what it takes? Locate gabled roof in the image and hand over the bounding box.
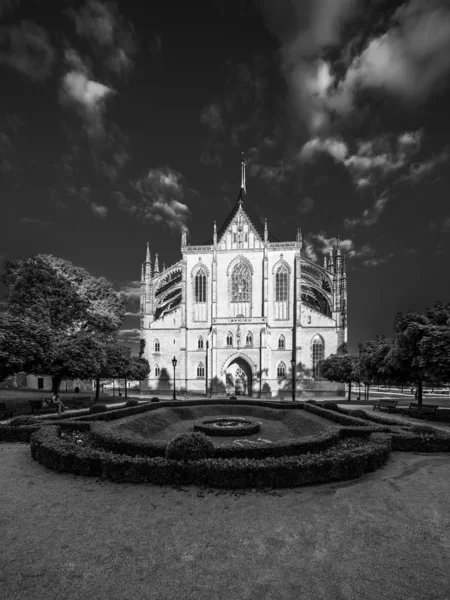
[203,187,279,245]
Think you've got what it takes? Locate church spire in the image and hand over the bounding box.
[145,242,152,280]
[240,152,246,197]
[264,218,268,243]
[154,253,160,275]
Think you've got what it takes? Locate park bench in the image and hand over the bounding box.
[29,399,58,415]
[402,403,438,421]
[373,399,398,413]
[72,396,93,409]
[0,402,13,419]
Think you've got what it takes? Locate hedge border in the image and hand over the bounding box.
[30,426,392,489]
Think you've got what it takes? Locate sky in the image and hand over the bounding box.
[1,0,450,355]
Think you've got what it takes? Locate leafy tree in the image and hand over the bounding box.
[385,303,450,404]
[0,254,127,392]
[357,336,397,387]
[0,311,52,381]
[321,354,359,401]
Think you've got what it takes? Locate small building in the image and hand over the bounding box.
[5,373,93,393]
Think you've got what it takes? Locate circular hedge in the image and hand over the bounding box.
[194,416,261,437]
[30,426,392,489]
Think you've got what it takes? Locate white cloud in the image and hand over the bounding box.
[20,217,51,226]
[119,282,141,299]
[304,232,356,262]
[90,203,108,218]
[345,191,389,228]
[117,167,190,232]
[400,147,450,184]
[59,66,114,139]
[300,137,349,162]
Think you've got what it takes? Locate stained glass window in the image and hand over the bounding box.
[277,362,286,377]
[154,339,160,353]
[246,332,253,347]
[154,364,160,377]
[312,336,324,378]
[231,261,250,302]
[275,266,288,302]
[278,335,285,349]
[197,362,205,377]
[198,336,204,349]
[226,332,233,347]
[194,269,207,303]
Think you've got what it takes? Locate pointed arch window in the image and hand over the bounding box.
[194,269,207,303]
[277,361,286,378]
[197,335,204,350]
[196,362,205,378]
[312,336,325,379]
[278,335,285,349]
[275,266,288,301]
[154,364,161,377]
[245,331,253,347]
[154,339,160,353]
[231,261,250,302]
[226,332,233,347]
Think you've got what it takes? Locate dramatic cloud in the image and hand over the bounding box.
[118,327,141,345]
[345,191,389,228]
[59,68,114,138]
[262,0,450,135]
[116,167,190,232]
[0,20,55,81]
[399,146,450,185]
[303,232,356,263]
[300,130,423,188]
[68,0,136,77]
[118,282,141,299]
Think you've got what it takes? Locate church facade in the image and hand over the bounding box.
[139,163,347,398]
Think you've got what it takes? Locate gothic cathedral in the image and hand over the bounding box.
[140,160,347,398]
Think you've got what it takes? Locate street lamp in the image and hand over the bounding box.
[172,356,177,401]
[290,358,296,402]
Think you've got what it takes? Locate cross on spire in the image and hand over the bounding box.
[240,152,246,197]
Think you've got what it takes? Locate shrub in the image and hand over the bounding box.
[125,399,140,407]
[350,409,370,420]
[151,397,160,403]
[89,404,108,414]
[30,426,392,488]
[229,396,237,400]
[165,432,215,462]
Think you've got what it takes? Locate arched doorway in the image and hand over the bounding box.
[225,357,253,397]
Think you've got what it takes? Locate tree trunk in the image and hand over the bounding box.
[95,377,100,401]
[417,379,423,405]
[112,379,115,397]
[348,380,352,402]
[52,375,63,394]
[124,378,128,399]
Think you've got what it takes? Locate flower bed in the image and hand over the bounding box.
[30,426,392,489]
[194,417,261,437]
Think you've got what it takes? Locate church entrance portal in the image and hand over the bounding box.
[225,357,253,397]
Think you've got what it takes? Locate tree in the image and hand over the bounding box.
[385,303,450,404]
[0,310,52,381]
[357,336,397,386]
[0,254,127,392]
[321,354,359,401]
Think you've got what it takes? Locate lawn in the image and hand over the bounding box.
[110,404,336,446]
[1,443,450,600]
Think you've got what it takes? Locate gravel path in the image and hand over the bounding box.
[1,443,450,600]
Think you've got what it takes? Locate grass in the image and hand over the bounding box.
[1,443,450,599]
[110,404,336,446]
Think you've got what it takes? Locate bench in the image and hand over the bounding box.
[73,396,93,409]
[0,402,13,419]
[373,399,398,413]
[402,403,438,421]
[29,399,58,415]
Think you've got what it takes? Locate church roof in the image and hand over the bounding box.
[202,187,279,245]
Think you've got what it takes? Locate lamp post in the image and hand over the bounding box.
[172,356,177,401]
[290,358,296,402]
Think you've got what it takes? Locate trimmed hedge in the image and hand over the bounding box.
[30,426,392,489]
[90,422,166,457]
[194,417,261,437]
[165,432,215,462]
[125,399,140,408]
[303,401,375,427]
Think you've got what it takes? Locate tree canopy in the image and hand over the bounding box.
[0,254,128,391]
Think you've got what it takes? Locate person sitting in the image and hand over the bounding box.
[50,393,67,414]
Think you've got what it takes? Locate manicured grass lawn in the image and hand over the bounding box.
[111,404,336,446]
[1,443,450,600]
